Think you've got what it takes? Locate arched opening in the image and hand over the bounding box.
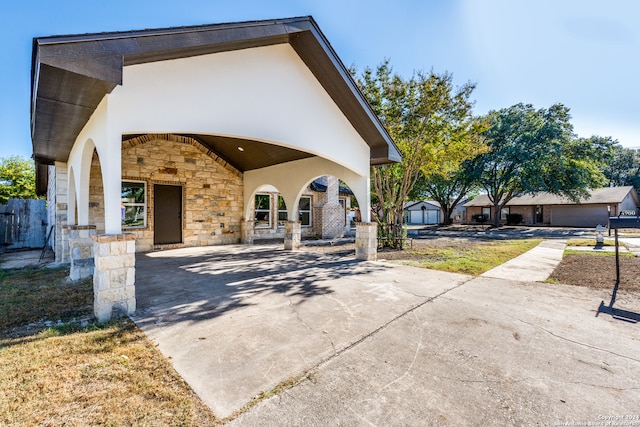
[246,184,286,244]
[88,149,106,234]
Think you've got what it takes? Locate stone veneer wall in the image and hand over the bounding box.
[92,233,136,322]
[84,134,245,252]
[122,135,244,251]
[48,162,70,263]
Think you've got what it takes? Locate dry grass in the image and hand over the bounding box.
[0,267,93,333]
[0,267,219,426]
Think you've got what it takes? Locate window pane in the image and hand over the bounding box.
[278,196,287,210]
[255,194,270,209]
[255,211,270,227]
[298,197,311,210]
[122,182,145,203]
[299,211,311,226]
[278,211,288,221]
[501,208,509,220]
[122,206,145,228]
[482,207,491,219]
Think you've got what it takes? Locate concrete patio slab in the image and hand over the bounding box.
[131,244,471,418]
[231,277,640,426]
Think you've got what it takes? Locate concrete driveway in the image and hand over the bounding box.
[132,244,640,425]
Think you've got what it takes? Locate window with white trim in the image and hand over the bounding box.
[121,180,147,228]
[255,194,271,228]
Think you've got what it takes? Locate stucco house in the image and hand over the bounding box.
[465,186,639,227]
[32,17,400,321]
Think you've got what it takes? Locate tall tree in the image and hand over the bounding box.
[416,115,488,225]
[604,144,640,191]
[0,156,38,204]
[470,103,607,227]
[353,61,480,245]
[416,159,479,225]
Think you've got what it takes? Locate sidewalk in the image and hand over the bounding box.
[480,239,567,282]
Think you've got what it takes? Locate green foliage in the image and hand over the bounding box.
[603,144,640,192]
[470,103,607,227]
[353,61,482,244]
[0,156,39,204]
[506,213,523,225]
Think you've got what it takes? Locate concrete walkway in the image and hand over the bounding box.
[131,243,640,425]
[480,239,567,282]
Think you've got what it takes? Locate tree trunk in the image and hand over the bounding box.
[441,205,453,225]
[492,201,502,228]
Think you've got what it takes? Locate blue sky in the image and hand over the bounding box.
[2,0,639,160]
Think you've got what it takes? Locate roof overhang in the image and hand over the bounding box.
[31,16,400,194]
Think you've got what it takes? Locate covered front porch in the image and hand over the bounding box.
[31,17,400,322]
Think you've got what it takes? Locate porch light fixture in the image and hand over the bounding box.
[237,146,244,152]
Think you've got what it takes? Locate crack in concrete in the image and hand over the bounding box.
[300,277,475,376]
[438,375,640,392]
[288,296,313,332]
[514,318,640,364]
[381,310,424,391]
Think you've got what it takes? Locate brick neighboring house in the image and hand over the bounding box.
[32,17,401,321]
[464,186,640,227]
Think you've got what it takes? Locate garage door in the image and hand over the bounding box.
[426,210,439,224]
[408,210,440,224]
[409,210,423,224]
[550,206,609,227]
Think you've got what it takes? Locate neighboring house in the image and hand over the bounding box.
[450,198,468,224]
[403,198,468,225]
[464,186,640,227]
[31,17,400,321]
[403,201,441,225]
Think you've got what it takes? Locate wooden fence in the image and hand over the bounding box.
[0,199,47,252]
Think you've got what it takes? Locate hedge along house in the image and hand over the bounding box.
[32,17,401,322]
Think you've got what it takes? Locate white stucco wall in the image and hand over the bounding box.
[65,42,374,235]
[109,44,370,177]
[244,157,370,223]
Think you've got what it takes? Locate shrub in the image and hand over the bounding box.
[472,214,488,223]
[506,213,523,225]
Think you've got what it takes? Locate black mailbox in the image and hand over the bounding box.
[609,216,640,230]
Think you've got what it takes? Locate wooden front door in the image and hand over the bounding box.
[154,184,182,245]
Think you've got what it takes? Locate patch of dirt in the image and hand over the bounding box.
[300,238,478,259]
[301,242,356,257]
[549,253,640,293]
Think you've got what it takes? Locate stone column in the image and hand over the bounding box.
[60,225,70,264]
[355,222,377,261]
[241,220,254,244]
[284,221,301,250]
[68,225,96,280]
[92,233,136,322]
